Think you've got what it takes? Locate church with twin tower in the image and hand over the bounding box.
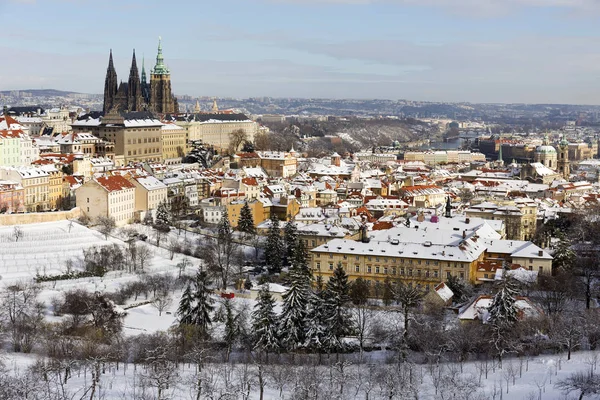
[103,37,178,114]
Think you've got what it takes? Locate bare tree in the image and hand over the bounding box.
[200,228,242,291]
[555,371,600,400]
[152,291,173,316]
[177,257,192,279]
[137,243,153,271]
[229,129,248,154]
[13,226,23,242]
[96,216,116,240]
[168,237,180,260]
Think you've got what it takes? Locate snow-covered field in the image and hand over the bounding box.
[1,348,599,399]
[1,221,597,399]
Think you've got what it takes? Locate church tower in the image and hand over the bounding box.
[127,50,144,111]
[103,50,118,113]
[558,136,570,179]
[141,56,150,105]
[150,37,178,114]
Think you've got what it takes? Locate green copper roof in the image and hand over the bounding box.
[153,36,170,75]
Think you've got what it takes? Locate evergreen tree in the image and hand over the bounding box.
[177,283,194,325]
[488,273,520,365]
[238,202,256,236]
[155,201,171,231]
[264,215,284,273]
[278,265,310,352]
[218,209,232,240]
[292,238,311,278]
[283,218,298,259]
[304,285,327,351]
[488,275,519,327]
[223,298,239,361]
[322,262,353,351]
[189,269,215,339]
[142,210,154,226]
[252,285,280,358]
[382,277,394,306]
[552,234,575,272]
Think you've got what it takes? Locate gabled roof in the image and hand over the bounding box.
[95,175,135,192]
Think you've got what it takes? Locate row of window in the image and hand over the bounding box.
[315,253,463,268]
[128,148,160,156]
[315,262,465,279]
[127,137,160,145]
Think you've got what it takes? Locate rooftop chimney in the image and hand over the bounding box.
[462,230,466,239]
[465,217,470,224]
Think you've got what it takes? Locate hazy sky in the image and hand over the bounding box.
[1,0,600,104]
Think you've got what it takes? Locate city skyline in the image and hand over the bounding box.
[2,0,600,104]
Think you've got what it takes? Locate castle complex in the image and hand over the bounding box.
[103,38,178,115]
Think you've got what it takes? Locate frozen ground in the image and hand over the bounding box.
[1,348,599,399]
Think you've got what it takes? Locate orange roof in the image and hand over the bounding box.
[372,221,394,231]
[242,177,258,186]
[95,175,135,192]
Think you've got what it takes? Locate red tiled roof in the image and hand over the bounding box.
[242,177,258,186]
[372,221,394,231]
[95,175,135,192]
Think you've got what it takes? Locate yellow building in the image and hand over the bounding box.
[130,175,168,218]
[72,111,163,164]
[0,166,50,212]
[40,166,64,210]
[310,216,551,288]
[227,199,269,228]
[466,198,537,241]
[174,113,258,152]
[161,122,187,165]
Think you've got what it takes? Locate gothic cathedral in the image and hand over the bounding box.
[103,37,178,115]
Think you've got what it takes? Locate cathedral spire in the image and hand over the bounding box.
[103,49,118,113]
[153,36,169,75]
[127,49,142,111]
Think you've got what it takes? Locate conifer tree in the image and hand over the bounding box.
[142,210,154,226]
[238,202,256,236]
[488,274,519,327]
[283,218,298,259]
[552,234,575,272]
[278,264,310,352]
[252,285,280,359]
[322,262,352,351]
[488,272,520,365]
[218,209,232,240]
[155,201,171,231]
[304,283,327,352]
[223,298,239,361]
[292,238,311,278]
[190,269,215,339]
[177,283,194,325]
[265,215,284,273]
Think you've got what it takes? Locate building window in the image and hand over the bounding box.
[447,271,451,278]
[329,263,334,270]
[375,266,380,274]
[539,266,543,273]
[408,269,413,276]
[434,270,438,278]
[367,266,372,273]
[355,265,360,273]
[400,268,405,275]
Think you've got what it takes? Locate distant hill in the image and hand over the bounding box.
[0,89,97,96]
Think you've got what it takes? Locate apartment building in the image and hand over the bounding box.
[0,167,50,212]
[130,175,168,217]
[76,175,136,226]
[161,122,187,165]
[310,215,551,289]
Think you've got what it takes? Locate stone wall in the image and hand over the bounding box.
[0,208,81,226]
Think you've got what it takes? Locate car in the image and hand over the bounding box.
[138,234,148,241]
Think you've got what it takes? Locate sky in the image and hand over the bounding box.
[1,0,600,104]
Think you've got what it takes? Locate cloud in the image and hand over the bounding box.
[269,0,600,16]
